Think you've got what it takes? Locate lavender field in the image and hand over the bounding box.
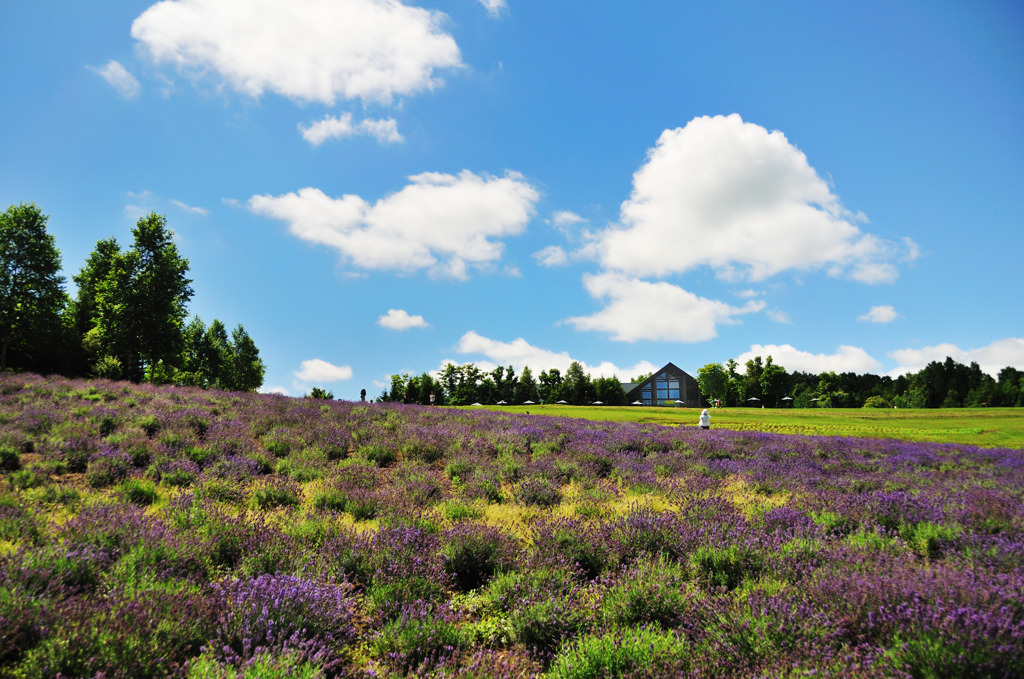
[1,373,1023,678]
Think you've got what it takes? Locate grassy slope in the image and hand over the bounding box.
[463,405,1024,449]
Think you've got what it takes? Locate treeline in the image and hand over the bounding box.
[380,352,1024,410]
[1,203,265,390]
[380,361,629,406]
[697,355,1024,408]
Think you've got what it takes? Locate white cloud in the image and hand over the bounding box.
[171,199,208,215]
[551,210,585,229]
[249,170,539,279]
[888,338,1024,377]
[452,330,657,379]
[88,60,141,99]
[766,309,792,324]
[378,308,428,330]
[294,358,354,382]
[533,245,568,267]
[596,114,917,283]
[131,0,462,105]
[261,385,290,395]
[477,0,507,18]
[858,305,900,323]
[299,113,403,145]
[735,344,883,375]
[564,272,764,342]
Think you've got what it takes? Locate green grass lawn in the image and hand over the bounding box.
[464,404,1024,449]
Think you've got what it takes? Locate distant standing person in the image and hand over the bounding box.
[698,409,711,430]
[360,388,366,402]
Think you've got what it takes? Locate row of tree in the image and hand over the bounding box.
[1,203,265,390]
[697,355,1024,408]
[380,361,629,406]
[379,353,1023,410]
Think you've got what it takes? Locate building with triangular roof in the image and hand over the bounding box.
[622,362,701,407]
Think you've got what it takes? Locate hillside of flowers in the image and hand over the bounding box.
[1,373,1023,678]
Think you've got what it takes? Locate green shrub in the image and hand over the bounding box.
[138,414,161,437]
[37,484,80,506]
[400,439,444,463]
[0,585,43,666]
[311,487,348,512]
[899,520,962,558]
[444,459,475,482]
[346,492,379,521]
[162,468,197,487]
[441,525,516,591]
[121,479,159,506]
[547,626,691,679]
[862,395,890,409]
[689,545,762,590]
[198,479,247,505]
[441,500,482,522]
[514,477,562,507]
[360,444,396,468]
[186,651,326,678]
[0,445,20,471]
[599,556,691,629]
[373,608,464,675]
[85,456,130,488]
[250,483,301,510]
[365,576,449,621]
[10,468,43,489]
[185,445,216,467]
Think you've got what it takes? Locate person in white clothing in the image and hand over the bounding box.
[698,409,711,429]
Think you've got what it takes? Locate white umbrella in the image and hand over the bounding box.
[471,402,483,406]
[747,397,760,402]
[523,400,535,405]
[592,400,603,405]
[556,400,568,404]
[496,400,508,405]
[632,400,643,405]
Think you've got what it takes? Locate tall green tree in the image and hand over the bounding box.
[593,375,627,405]
[760,356,789,407]
[538,368,562,403]
[515,365,540,404]
[92,214,193,382]
[563,361,592,405]
[0,204,68,372]
[179,316,214,387]
[696,363,729,406]
[227,324,266,392]
[742,356,764,404]
[72,238,121,375]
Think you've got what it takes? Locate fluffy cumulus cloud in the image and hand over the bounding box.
[88,60,141,99]
[533,245,568,267]
[563,272,764,342]
[294,358,354,382]
[300,114,403,145]
[452,331,658,379]
[131,0,462,105]
[378,308,428,330]
[888,338,1024,377]
[735,344,883,375]
[595,114,917,283]
[477,0,508,18]
[858,305,901,323]
[249,170,539,279]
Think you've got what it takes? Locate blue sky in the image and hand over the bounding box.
[3,0,1023,398]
